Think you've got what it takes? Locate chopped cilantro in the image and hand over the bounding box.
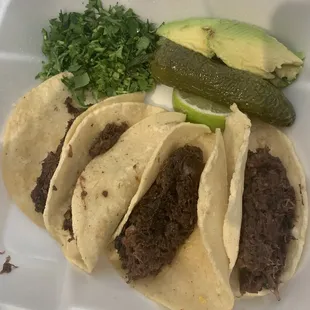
[36,0,159,106]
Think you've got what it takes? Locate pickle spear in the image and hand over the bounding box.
[151,40,296,126]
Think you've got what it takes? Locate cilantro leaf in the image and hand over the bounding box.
[37,1,159,107]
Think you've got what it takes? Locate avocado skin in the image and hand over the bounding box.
[151,40,296,126]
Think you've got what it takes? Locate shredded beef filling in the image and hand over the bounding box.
[237,147,296,295]
[115,145,205,280]
[61,122,128,234]
[89,122,128,158]
[31,97,82,214]
[63,209,74,242]
[64,97,82,117]
[31,119,74,213]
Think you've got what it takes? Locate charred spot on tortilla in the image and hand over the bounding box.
[102,190,108,197]
[64,97,82,117]
[63,208,74,242]
[81,190,88,198]
[299,184,304,205]
[68,144,73,158]
[31,119,74,213]
[52,185,58,191]
[89,122,129,158]
[0,256,18,275]
[115,145,205,281]
[237,147,296,295]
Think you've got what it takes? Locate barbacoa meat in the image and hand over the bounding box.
[89,122,128,158]
[62,122,128,235]
[237,147,296,295]
[31,119,74,213]
[31,98,82,214]
[115,145,205,281]
[63,208,74,242]
[64,97,82,117]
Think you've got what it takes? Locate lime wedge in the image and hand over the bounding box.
[172,89,231,131]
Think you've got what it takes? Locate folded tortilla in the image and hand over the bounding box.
[1,70,146,228]
[53,111,185,272]
[65,92,146,145]
[44,102,164,264]
[1,73,77,227]
[109,123,234,310]
[223,105,308,297]
[223,104,251,271]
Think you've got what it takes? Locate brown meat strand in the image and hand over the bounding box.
[237,147,296,294]
[30,98,83,214]
[63,208,74,242]
[89,122,128,158]
[115,145,205,280]
[31,119,74,213]
[65,97,82,117]
[0,256,18,274]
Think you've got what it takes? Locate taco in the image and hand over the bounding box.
[44,101,164,266]
[223,106,308,297]
[1,71,146,228]
[46,110,186,272]
[65,91,146,145]
[109,123,234,310]
[1,73,81,227]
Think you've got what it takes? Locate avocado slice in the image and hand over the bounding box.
[157,18,303,86]
[151,39,295,126]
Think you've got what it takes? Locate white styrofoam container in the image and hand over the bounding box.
[0,0,310,309]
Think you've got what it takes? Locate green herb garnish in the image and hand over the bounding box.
[36,0,159,106]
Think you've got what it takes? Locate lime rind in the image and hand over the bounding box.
[172,89,229,131]
[177,91,230,115]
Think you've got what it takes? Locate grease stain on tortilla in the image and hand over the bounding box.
[199,296,207,304]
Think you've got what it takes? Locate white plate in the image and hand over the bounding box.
[0,0,310,309]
